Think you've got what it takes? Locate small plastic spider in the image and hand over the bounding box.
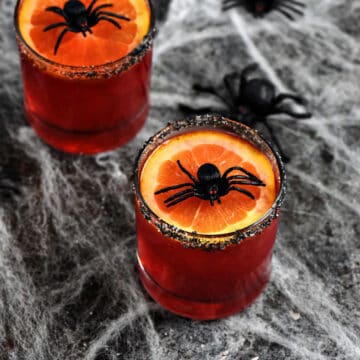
[179,63,312,162]
[43,0,130,54]
[154,160,265,207]
[222,0,306,21]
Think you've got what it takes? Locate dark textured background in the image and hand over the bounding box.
[0,0,360,359]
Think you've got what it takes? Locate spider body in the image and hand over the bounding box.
[179,63,312,162]
[194,163,226,203]
[223,0,306,21]
[62,1,91,34]
[43,0,130,54]
[236,78,276,116]
[155,160,265,207]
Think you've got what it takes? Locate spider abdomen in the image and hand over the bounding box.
[64,0,87,19]
[223,0,306,21]
[196,163,224,203]
[242,79,276,115]
[197,163,221,182]
[64,1,88,29]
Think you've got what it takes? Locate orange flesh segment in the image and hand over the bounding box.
[18,0,151,66]
[140,130,277,235]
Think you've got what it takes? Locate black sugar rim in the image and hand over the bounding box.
[134,114,287,250]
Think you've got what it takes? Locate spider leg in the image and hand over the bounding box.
[271,107,312,119]
[154,182,194,195]
[45,6,65,17]
[54,28,70,55]
[229,180,266,187]
[177,160,197,183]
[227,175,250,181]
[164,189,195,204]
[222,166,264,184]
[192,84,217,96]
[96,11,130,21]
[178,104,220,116]
[283,0,306,8]
[274,7,296,20]
[166,193,196,207]
[228,186,255,200]
[272,93,312,119]
[262,120,290,163]
[86,0,98,15]
[278,3,304,16]
[43,22,68,32]
[274,93,308,106]
[97,16,121,29]
[193,84,218,95]
[92,3,113,14]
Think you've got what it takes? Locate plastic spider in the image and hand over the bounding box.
[154,160,265,207]
[179,63,312,162]
[43,0,130,54]
[222,0,306,21]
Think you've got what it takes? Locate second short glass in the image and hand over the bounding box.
[14,0,155,154]
[134,115,286,320]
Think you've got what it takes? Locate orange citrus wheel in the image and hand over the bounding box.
[140,130,277,235]
[18,0,151,66]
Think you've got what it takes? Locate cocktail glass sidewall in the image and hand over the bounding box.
[14,0,156,155]
[134,115,287,320]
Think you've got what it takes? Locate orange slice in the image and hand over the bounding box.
[18,0,151,66]
[140,130,277,235]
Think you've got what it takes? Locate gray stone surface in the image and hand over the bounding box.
[1,0,360,359]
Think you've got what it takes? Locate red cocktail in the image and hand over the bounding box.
[134,115,286,320]
[15,0,155,154]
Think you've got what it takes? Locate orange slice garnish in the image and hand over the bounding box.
[140,130,277,235]
[18,0,151,66]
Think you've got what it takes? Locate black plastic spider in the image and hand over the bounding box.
[154,160,265,207]
[43,0,130,54]
[179,63,312,162]
[222,0,306,21]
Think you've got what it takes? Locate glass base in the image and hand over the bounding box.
[25,105,149,155]
[137,257,270,320]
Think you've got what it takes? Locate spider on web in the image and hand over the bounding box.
[222,0,307,21]
[179,63,312,162]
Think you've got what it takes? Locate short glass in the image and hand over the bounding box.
[14,0,155,154]
[134,115,286,320]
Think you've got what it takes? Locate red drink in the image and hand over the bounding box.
[134,116,286,320]
[15,0,155,154]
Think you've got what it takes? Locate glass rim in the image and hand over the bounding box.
[134,115,287,250]
[14,0,156,78]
